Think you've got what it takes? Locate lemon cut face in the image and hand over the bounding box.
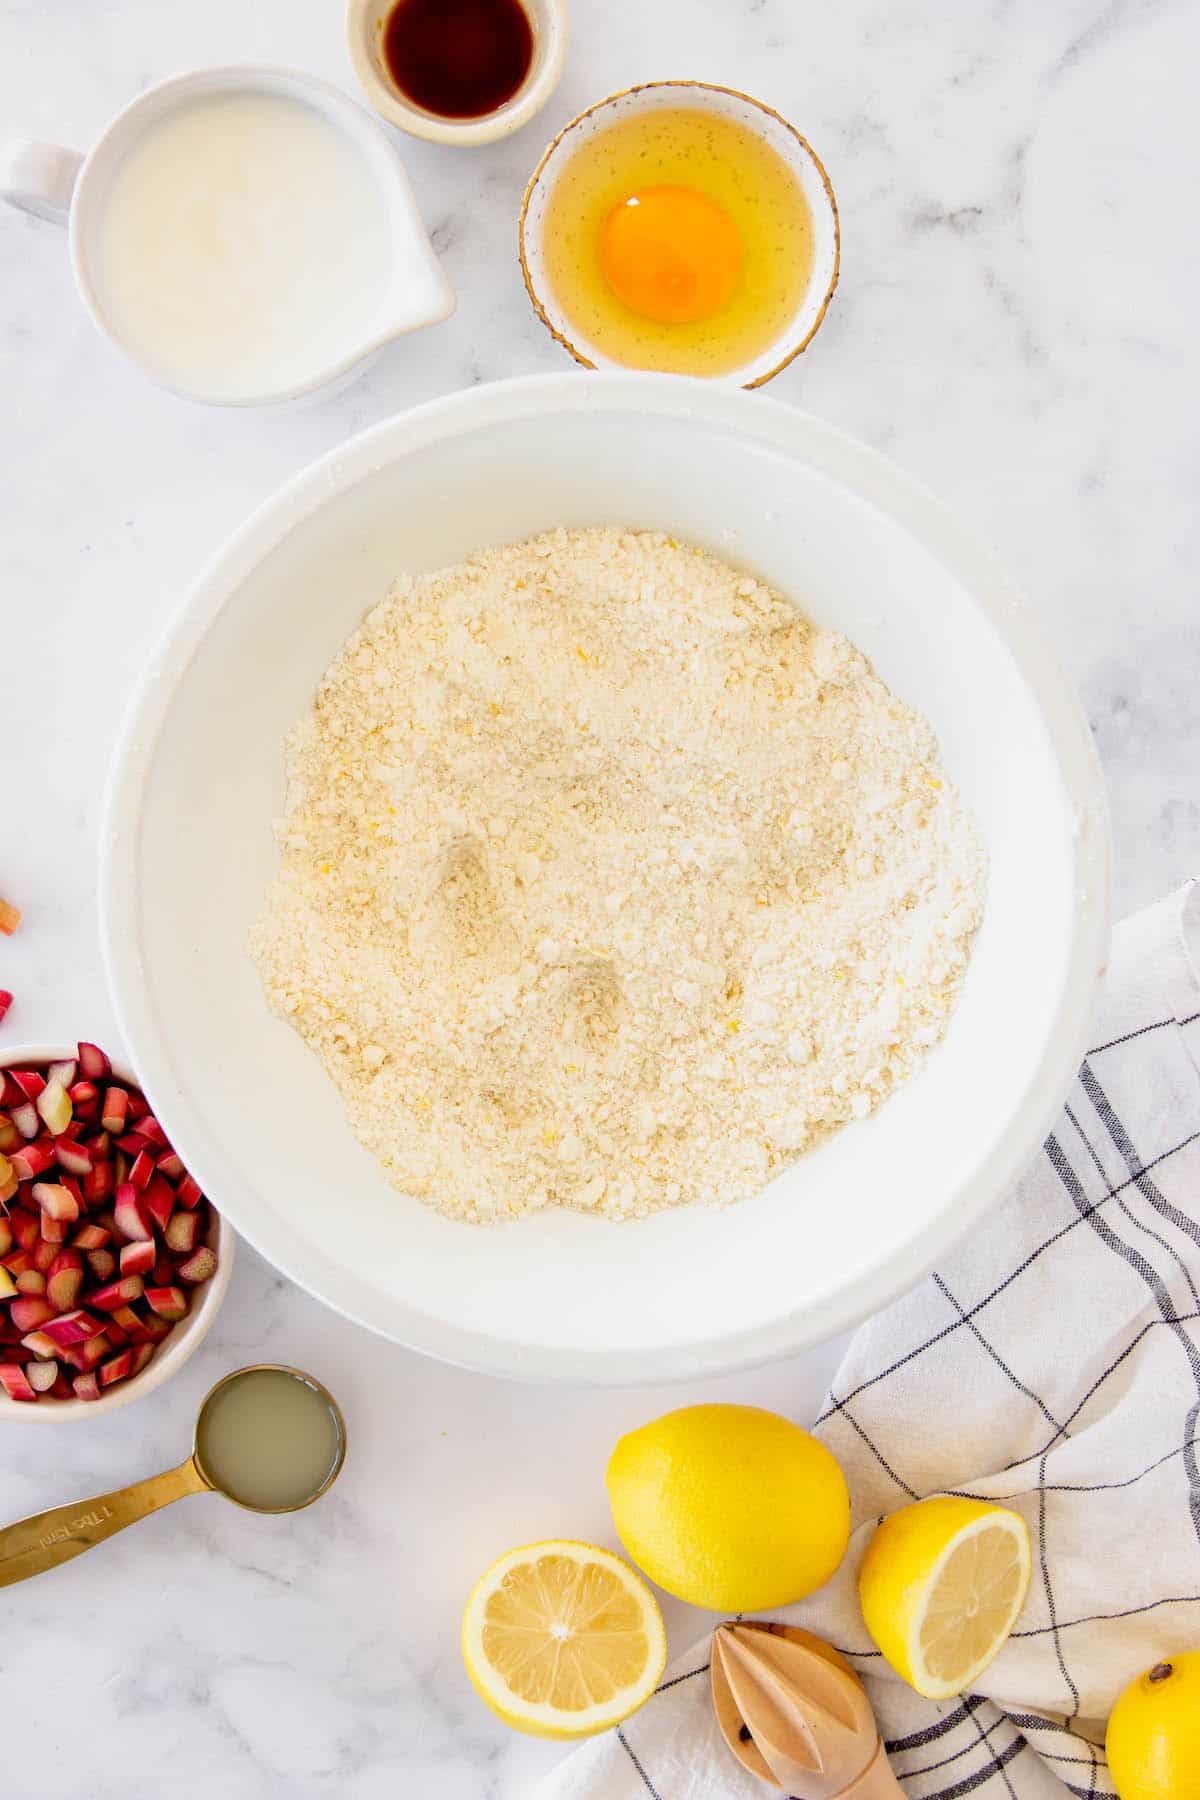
[915,1514,1031,1693]
[859,1498,1032,1700]
[462,1541,666,1739]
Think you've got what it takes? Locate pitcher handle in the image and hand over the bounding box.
[0,138,84,224]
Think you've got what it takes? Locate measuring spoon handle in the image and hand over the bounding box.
[0,1456,208,1588]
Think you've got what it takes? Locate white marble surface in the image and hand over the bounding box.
[1,0,1197,1793]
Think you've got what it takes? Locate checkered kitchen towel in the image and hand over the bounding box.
[542,883,1200,1799]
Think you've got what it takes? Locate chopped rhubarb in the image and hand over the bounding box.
[98,1349,133,1387]
[10,1139,55,1182]
[10,1102,39,1141]
[175,1247,218,1284]
[174,1173,203,1211]
[0,1364,36,1402]
[100,1087,129,1135]
[41,1309,106,1347]
[86,1249,116,1283]
[10,1209,40,1251]
[77,1332,113,1369]
[67,1080,99,1118]
[119,1239,156,1277]
[109,1304,147,1339]
[113,1185,153,1243]
[89,1275,145,1312]
[144,1287,188,1322]
[164,1212,201,1255]
[0,991,11,1027]
[83,1162,114,1203]
[35,1082,72,1136]
[46,1251,84,1312]
[9,1296,55,1333]
[0,1052,221,1402]
[142,1176,174,1234]
[116,1132,153,1159]
[32,1181,79,1223]
[72,1222,110,1251]
[76,1043,111,1083]
[53,1135,93,1178]
[128,1148,156,1191]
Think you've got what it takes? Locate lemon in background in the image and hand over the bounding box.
[1106,1653,1200,1800]
[606,1403,850,1612]
[858,1496,1032,1699]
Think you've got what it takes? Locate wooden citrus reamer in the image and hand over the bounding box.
[712,1622,904,1796]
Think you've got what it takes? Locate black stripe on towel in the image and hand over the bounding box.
[617,1728,661,1799]
[885,1698,979,1752]
[816,1129,1200,1426]
[1046,1131,1200,1547]
[924,1735,1025,1800]
[933,1272,1067,1435]
[896,1710,1013,1784]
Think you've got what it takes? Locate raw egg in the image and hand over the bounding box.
[599,186,743,325]
[538,105,816,377]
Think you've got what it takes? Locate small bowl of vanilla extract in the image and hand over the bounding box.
[347,0,567,147]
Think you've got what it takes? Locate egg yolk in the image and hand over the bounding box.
[598,185,743,325]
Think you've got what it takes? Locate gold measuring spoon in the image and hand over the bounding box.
[0,1363,345,1589]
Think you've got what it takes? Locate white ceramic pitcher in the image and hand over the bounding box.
[0,66,455,406]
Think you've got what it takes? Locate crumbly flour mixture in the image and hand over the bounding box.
[251,529,985,1222]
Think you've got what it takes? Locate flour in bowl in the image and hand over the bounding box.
[250,529,985,1222]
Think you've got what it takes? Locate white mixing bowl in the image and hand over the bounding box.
[101,373,1109,1383]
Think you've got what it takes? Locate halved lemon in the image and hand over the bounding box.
[462,1541,667,1738]
[858,1497,1032,1700]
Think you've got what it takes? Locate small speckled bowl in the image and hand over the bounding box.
[347,0,568,147]
[0,1045,233,1423]
[519,81,840,386]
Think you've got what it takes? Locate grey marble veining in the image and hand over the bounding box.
[1,0,1197,1793]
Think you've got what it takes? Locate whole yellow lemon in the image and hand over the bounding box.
[606,1403,850,1613]
[1106,1653,1200,1800]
